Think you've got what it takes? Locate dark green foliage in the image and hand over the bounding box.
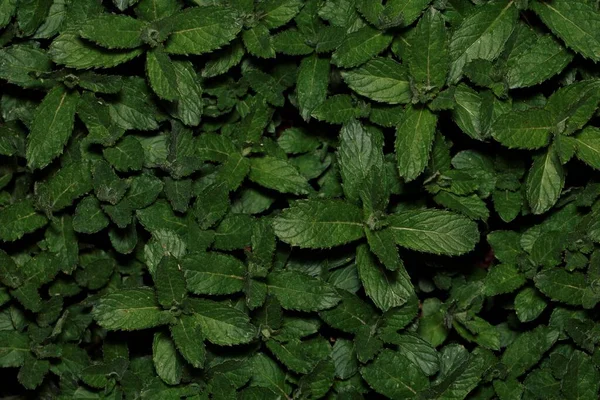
[1,0,600,398]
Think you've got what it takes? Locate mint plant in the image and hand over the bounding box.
[1,0,600,398]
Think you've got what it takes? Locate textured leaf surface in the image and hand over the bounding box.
[532,0,600,61]
[164,7,242,55]
[26,87,79,170]
[396,105,437,182]
[272,200,365,249]
[268,270,341,312]
[188,298,256,346]
[448,0,517,83]
[387,209,479,255]
[526,147,564,215]
[93,288,171,331]
[342,58,411,104]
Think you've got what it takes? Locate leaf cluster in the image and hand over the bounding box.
[1,0,600,398]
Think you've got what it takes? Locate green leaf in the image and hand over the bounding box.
[361,349,429,399]
[355,324,383,363]
[182,251,245,295]
[272,200,365,249]
[92,288,172,331]
[535,269,597,309]
[448,0,517,83]
[153,331,183,385]
[107,77,158,131]
[242,24,275,59]
[144,229,187,274]
[396,105,437,182]
[79,14,146,49]
[418,298,448,348]
[356,244,414,312]
[250,353,291,397]
[248,156,311,195]
[135,0,181,21]
[267,270,341,312]
[273,29,313,55]
[0,0,16,29]
[26,86,79,170]
[332,26,393,68]
[424,346,491,400]
[406,7,448,95]
[332,339,358,379]
[17,0,52,36]
[126,173,164,209]
[319,290,374,333]
[256,0,303,29]
[35,161,92,213]
[0,249,22,288]
[544,80,600,136]
[169,60,203,126]
[92,160,128,205]
[17,357,49,390]
[188,298,256,346]
[103,136,145,172]
[49,33,143,69]
[574,127,600,170]
[297,54,329,121]
[434,192,490,221]
[381,332,440,376]
[502,326,559,378]
[387,209,479,256]
[366,228,402,271]
[515,287,547,323]
[154,256,187,308]
[0,200,47,242]
[0,45,52,88]
[312,94,366,124]
[337,120,384,202]
[492,189,522,223]
[45,215,78,273]
[73,196,109,234]
[484,263,526,296]
[164,6,243,55]
[170,315,205,368]
[163,178,192,213]
[491,109,553,150]
[342,57,411,104]
[532,0,600,61]
[0,331,30,368]
[506,34,573,89]
[561,350,600,400]
[526,147,565,215]
[202,41,245,77]
[146,48,179,101]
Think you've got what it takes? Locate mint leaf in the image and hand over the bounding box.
[296,55,329,121]
[448,0,517,83]
[79,14,146,49]
[273,200,365,249]
[164,7,242,55]
[188,298,256,346]
[0,200,47,242]
[387,209,479,256]
[532,0,600,62]
[361,349,429,398]
[526,147,565,215]
[93,288,172,331]
[268,270,340,312]
[342,57,411,104]
[26,86,79,170]
[396,105,437,182]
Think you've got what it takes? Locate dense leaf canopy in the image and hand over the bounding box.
[1,0,600,398]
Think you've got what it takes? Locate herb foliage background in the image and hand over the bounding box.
[1,0,600,398]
